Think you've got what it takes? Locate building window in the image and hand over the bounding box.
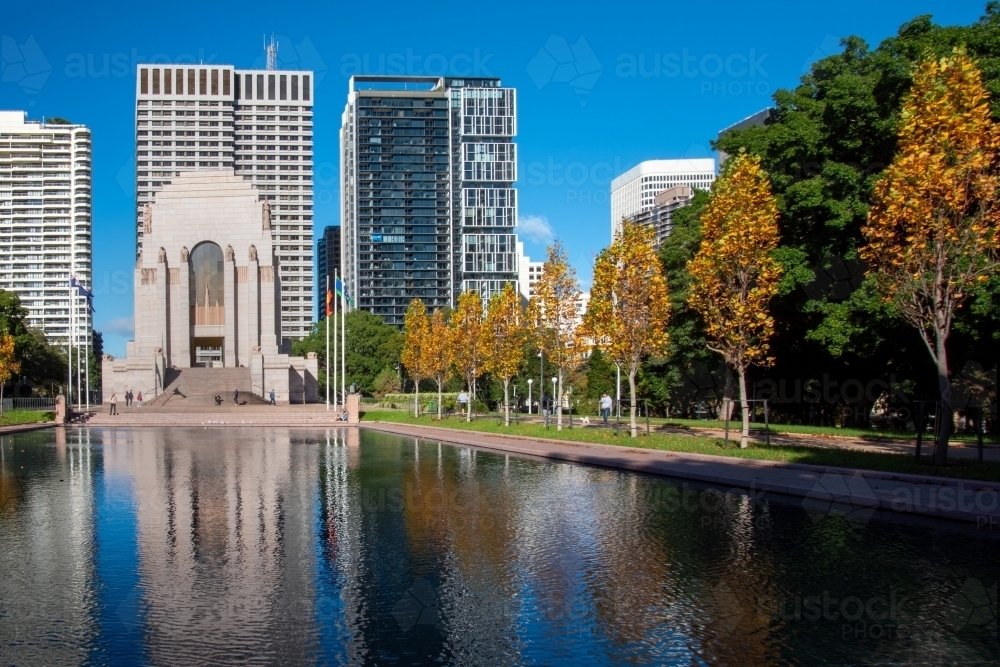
[163,69,171,94]
[257,74,264,100]
[291,75,298,101]
[268,75,275,100]
[188,69,196,96]
[302,75,310,101]
[280,75,287,100]
[223,70,230,96]
[199,69,207,95]
[152,68,160,94]
[211,69,218,95]
[140,68,148,94]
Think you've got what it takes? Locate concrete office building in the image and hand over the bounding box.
[516,241,544,301]
[134,61,314,346]
[341,75,519,327]
[625,184,695,248]
[717,108,772,166]
[610,159,715,239]
[316,224,341,319]
[0,110,91,345]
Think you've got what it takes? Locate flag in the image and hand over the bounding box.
[70,275,96,313]
[325,289,334,318]
[335,277,354,308]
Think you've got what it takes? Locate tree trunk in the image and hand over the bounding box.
[738,366,750,449]
[628,366,638,438]
[1,384,4,416]
[504,378,510,426]
[934,333,952,465]
[467,376,472,423]
[721,364,735,420]
[556,370,563,431]
[437,378,443,420]
[415,379,420,418]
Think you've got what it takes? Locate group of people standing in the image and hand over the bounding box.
[107,389,142,415]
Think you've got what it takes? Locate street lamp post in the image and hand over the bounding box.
[615,363,621,418]
[551,376,557,415]
[527,379,533,415]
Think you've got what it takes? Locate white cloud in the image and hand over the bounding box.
[100,317,133,337]
[516,214,555,244]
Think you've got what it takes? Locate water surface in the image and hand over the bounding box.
[0,426,996,666]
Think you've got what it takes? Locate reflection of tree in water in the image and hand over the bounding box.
[399,442,524,665]
[583,476,777,666]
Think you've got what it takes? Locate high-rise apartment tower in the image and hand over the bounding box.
[340,75,518,327]
[0,111,91,345]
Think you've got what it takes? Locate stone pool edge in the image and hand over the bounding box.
[365,421,1000,527]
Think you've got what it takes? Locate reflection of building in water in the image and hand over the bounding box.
[0,429,97,666]
[100,427,322,664]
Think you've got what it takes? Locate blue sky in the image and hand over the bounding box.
[2,0,990,355]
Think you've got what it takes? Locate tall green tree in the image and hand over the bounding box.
[713,7,1000,426]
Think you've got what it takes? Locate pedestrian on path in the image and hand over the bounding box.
[233,387,239,405]
[269,389,276,406]
[109,393,118,415]
[542,393,552,427]
[457,391,469,415]
[136,392,143,408]
[600,393,612,426]
[124,390,131,407]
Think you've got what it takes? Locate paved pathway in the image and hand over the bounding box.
[366,421,1000,527]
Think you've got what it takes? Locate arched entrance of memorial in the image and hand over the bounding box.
[189,241,225,367]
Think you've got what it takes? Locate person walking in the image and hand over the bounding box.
[109,393,118,416]
[136,392,143,408]
[269,389,276,406]
[457,391,469,416]
[600,392,612,426]
[542,393,552,427]
[233,387,239,405]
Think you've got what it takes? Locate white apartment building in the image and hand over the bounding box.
[135,63,314,345]
[516,241,544,300]
[610,159,715,238]
[0,111,91,345]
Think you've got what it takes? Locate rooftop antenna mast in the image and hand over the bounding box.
[265,34,278,70]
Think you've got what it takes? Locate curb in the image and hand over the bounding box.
[366,421,1000,525]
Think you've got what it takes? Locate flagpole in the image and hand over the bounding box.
[341,277,346,402]
[67,277,72,408]
[325,274,330,411]
[76,293,82,413]
[333,269,338,408]
[85,322,90,412]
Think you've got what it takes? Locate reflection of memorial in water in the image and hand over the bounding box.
[100,427,322,664]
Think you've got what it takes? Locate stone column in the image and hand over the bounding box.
[248,257,260,354]
[156,251,168,359]
[224,251,236,367]
[177,255,191,367]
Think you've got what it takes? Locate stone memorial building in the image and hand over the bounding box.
[102,171,318,404]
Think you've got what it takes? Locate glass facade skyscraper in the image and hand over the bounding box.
[340,76,518,327]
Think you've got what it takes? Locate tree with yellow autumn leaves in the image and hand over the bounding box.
[482,283,525,426]
[401,299,429,416]
[862,50,1000,465]
[0,333,20,416]
[527,241,581,431]
[584,223,671,438]
[687,153,783,448]
[423,309,453,420]
[450,290,486,422]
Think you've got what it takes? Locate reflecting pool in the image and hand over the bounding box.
[0,427,997,666]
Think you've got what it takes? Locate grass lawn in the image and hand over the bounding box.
[361,410,1000,483]
[658,417,997,444]
[0,410,55,427]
